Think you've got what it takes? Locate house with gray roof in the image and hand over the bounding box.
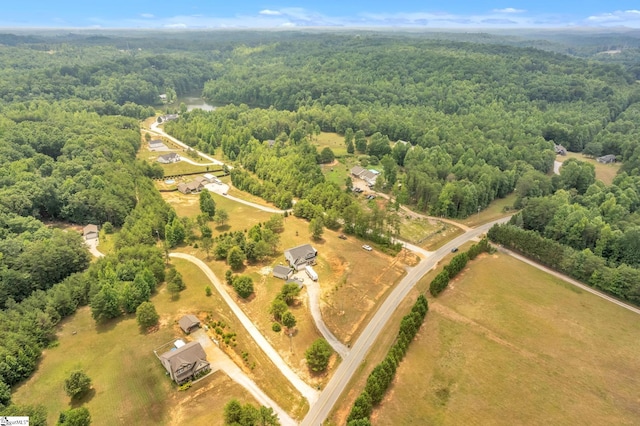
[284,244,318,271]
[554,144,567,156]
[178,314,200,334]
[157,153,180,164]
[159,341,210,384]
[273,265,293,280]
[83,224,99,240]
[597,154,617,164]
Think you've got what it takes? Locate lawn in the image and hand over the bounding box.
[461,192,518,228]
[557,152,621,185]
[11,258,308,425]
[373,253,640,425]
[314,132,348,158]
[398,216,446,245]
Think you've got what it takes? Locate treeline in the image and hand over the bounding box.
[488,224,640,305]
[347,295,429,425]
[429,239,492,297]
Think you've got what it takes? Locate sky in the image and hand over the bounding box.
[2,1,640,29]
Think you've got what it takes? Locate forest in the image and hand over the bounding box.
[0,29,640,421]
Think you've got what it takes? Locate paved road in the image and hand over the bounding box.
[300,274,350,358]
[169,253,319,404]
[191,329,297,426]
[500,247,640,316]
[301,217,511,426]
[149,122,225,166]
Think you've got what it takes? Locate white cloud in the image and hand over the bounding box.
[586,9,640,25]
[140,13,154,19]
[259,9,282,16]
[493,8,526,14]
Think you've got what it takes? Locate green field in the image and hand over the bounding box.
[12,258,308,424]
[373,253,640,425]
[315,132,348,157]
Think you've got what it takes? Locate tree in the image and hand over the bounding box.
[223,399,243,425]
[355,130,367,153]
[0,380,10,408]
[281,311,297,329]
[227,246,246,271]
[270,298,288,321]
[64,370,92,399]
[309,217,324,240]
[136,302,159,328]
[214,209,229,226]
[264,214,285,233]
[58,406,91,426]
[90,283,121,322]
[305,338,333,372]
[201,237,213,258]
[280,282,301,305]
[319,147,335,164]
[199,189,216,218]
[232,275,254,299]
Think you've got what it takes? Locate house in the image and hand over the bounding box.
[157,153,180,164]
[273,265,293,280]
[159,341,210,384]
[202,173,216,183]
[351,166,365,178]
[178,315,201,334]
[284,244,318,271]
[149,139,167,151]
[83,224,99,240]
[177,179,205,194]
[554,144,567,156]
[158,114,179,123]
[159,94,168,102]
[597,154,617,164]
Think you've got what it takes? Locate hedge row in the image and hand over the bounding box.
[429,238,492,297]
[346,295,429,425]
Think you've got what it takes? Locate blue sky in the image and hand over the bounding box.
[2,1,640,28]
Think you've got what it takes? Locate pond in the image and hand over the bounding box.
[175,93,217,112]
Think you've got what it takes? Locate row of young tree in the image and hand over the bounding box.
[347,295,429,425]
[429,239,492,297]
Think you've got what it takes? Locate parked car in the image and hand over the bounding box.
[338,234,347,240]
[362,244,373,251]
[451,247,459,253]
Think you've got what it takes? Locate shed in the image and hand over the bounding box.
[83,224,99,240]
[597,154,617,164]
[202,173,216,183]
[178,315,200,334]
[273,265,293,280]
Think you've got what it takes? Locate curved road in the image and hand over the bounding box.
[204,182,289,214]
[301,217,511,426]
[169,253,319,404]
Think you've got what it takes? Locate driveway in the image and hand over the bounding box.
[85,237,104,258]
[190,329,297,426]
[204,183,290,214]
[169,253,319,404]
[294,272,350,358]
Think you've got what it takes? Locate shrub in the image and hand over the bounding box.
[272,322,282,332]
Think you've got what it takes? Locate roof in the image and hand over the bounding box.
[273,265,293,277]
[351,166,365,176]
[284,244,317,267]
[178,315,200,333]
[83,224,98,236]
[597,154,616,162]
[360,170,378,183]
[203,173,215,180]
[158,153,180,161]
[396,140,409,145]
[159,341,207,380]
[149,139,164,146]
[178,180,204,193]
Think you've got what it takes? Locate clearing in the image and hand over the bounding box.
[556,152,621,185]
[373,253,640,425]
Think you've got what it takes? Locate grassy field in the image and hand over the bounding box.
[12,258,308,424]
[373,253,640,425]
[315,132,348,157]
[557,152,621,185]
[461,193,518,228]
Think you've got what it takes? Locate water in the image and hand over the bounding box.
[175,94,216,112]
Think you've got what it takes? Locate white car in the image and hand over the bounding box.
[362,244,373,251]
